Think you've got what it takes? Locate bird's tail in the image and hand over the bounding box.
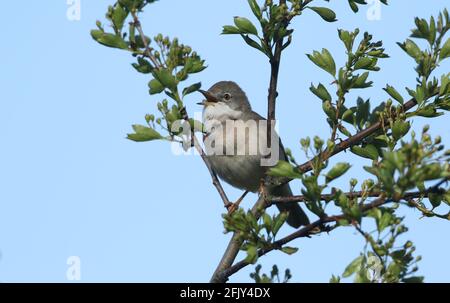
[270,183,309,228]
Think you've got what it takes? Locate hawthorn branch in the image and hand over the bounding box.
[216,179,448,281]
[269,189,438,206]
[295,96,432,174]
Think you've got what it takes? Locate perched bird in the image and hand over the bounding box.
[198,81,309,228]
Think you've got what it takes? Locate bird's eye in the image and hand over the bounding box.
[223,93,232,101]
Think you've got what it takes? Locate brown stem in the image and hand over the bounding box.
[180,108,231,209]
[294,96,429,177]
[270,189,430,206]
[130,11,159,67]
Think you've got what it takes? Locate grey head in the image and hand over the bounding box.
[198,81,252,113]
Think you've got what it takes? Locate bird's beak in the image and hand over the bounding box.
[197,90,219,106]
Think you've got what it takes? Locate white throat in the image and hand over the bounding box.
[203,102,242,123]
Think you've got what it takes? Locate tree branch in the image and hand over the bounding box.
[269,189,436,206]
[296,97,424,174]
[216,179,448,281]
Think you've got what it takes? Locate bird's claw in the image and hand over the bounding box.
[226,190,249,215]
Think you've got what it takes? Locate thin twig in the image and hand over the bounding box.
[130,11,159,67]
[296,97,428,174]
[269,190,434,206]
[180,108,232,209]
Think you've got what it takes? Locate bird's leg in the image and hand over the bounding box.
[258,178,268,199]
[227,190,249,214]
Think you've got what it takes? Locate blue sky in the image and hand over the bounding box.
[0,0,449,282]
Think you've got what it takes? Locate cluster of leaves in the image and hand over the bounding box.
[91,0,206,144]
[221,0,386,58]
[223,208,298,264]
[364,128,449,204]
[250,264,292,283]
[262,9,450,282]
[309,29,390,141]
[332,213,423,283]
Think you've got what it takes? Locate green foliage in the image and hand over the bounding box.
[334,214,424,283]
[127,124,163,142]
[93,0,450,284]
[223,209,296,264]
[268,160,302,179]
[91,0,207,145]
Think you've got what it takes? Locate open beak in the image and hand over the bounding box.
[197,89,219,106]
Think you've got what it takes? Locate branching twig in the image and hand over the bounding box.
[215,179,448,281]
[130,11,160,67]
[269,189,436,206]
[296,97,429,174]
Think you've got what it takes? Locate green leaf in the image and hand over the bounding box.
[342,255,363,278]
[308,7,337,22]
[248,0,262,20]
[322,100,337,122]
[246,246,258,264]
[234,17,258,35]
[326,163,351,183]
[222,25,241,35]
[384,85,404,104]
[378,212,392,232]
[262,213,272,232]
[428,193,442,208]
[352,72,373,89]
[310,83,332,102]
[153,69,177,91]
[182,82,201,96]
[354,57,377,70]
[148,79,165,95]
[392,120,411,140]
[132,57,153,74]
[348,1,359,13]
[338,29,354,51]
[112,4,129,31]
[91,31,128,49]
[281,246,299,255]
[241,34,266,54]
[307,49,336,77]
[272,212,288,236]
[268,161,302,179]
[127,124,163,142]
[440,38,450,61]
[351,144,379,160]
[398,39,423,61]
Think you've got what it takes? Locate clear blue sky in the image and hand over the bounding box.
[0,0,449,282]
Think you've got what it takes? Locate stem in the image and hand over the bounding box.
[180,108,232,209]
[130,11,159,68]
[269,189,437,205]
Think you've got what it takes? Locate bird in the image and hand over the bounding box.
[197,81,309,228]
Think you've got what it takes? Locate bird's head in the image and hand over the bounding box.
[197,81,251,113]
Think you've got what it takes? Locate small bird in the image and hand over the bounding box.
[198,81,309,228]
